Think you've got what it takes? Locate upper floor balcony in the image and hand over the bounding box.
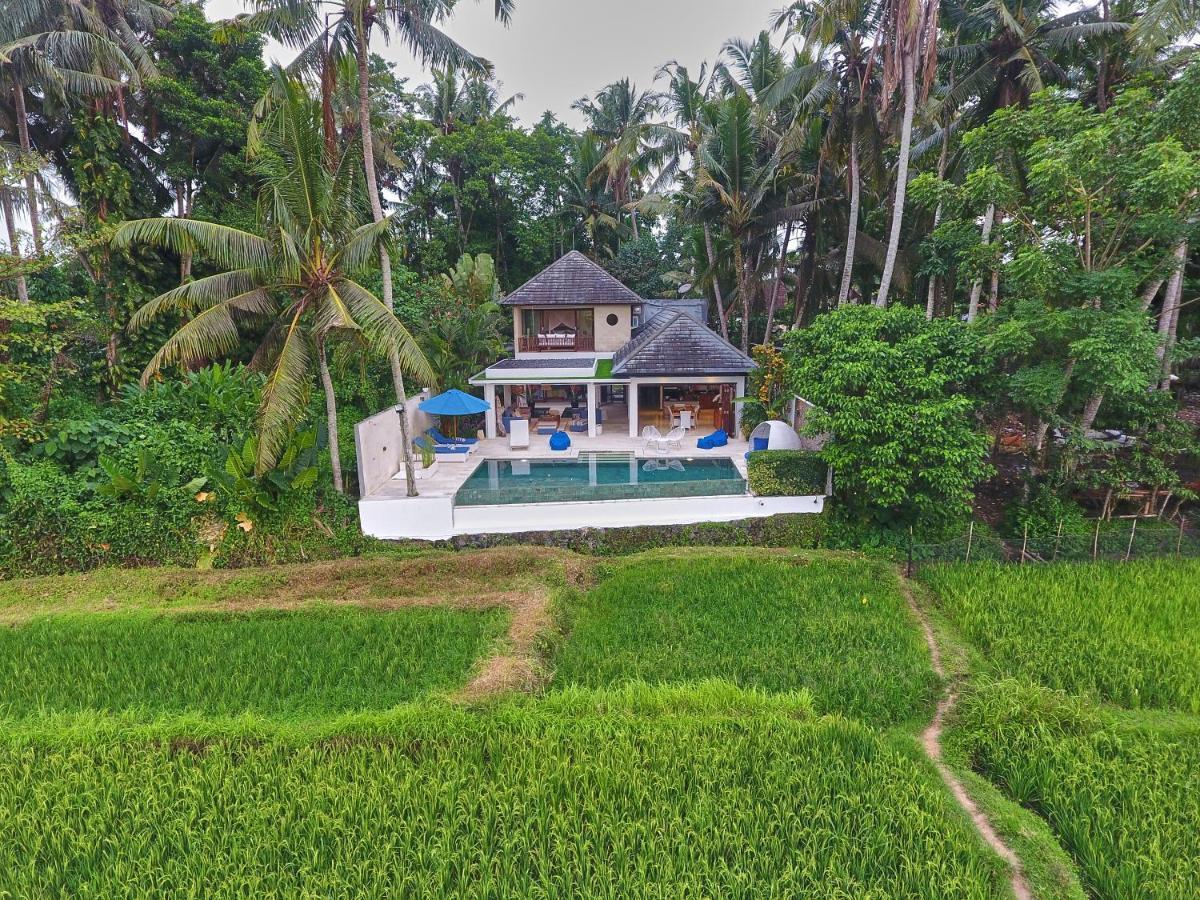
[518,332,595,353]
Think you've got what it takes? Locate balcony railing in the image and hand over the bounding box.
[518,333,594,352]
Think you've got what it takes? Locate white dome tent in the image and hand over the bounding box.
[748,420,803,451]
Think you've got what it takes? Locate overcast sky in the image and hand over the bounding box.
[203,0,784,127]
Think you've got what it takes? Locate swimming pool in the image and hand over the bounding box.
[454,453,746,506]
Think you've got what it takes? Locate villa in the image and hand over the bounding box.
[355,251,826,540]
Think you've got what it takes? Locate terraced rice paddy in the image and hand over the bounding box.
[922,559,1200,712]
[949,681,1200,898]
[1,546,1195,896]
[922,559,1200,898]
[551,551,939,725]
[0,608,506,719]
[0,695,1008,897]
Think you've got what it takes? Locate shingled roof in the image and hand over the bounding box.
[612,311,756,376]
[500,250,643,306]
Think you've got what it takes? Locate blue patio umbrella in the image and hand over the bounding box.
[419,388,490,437]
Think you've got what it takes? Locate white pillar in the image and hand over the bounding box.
[628,381,639,437]
[586,382,598,438]
[733,378,746,436]
[502,384,512,407]
[483,383,497,439]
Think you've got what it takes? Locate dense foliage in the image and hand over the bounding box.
[0,0,1198,565]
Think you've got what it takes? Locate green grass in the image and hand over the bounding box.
[0,608,506,719]
[551,552,938,725]
[921,559,1200,713]
[948,681,1200,899]
[0,692,1008,897]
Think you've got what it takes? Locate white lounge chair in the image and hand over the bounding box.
[662,426,685,449]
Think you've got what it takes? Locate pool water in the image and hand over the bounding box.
[454,453,746,506]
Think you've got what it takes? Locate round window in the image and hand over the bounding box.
[606,313,619,326]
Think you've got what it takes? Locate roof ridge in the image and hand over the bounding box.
[500,251,643,306]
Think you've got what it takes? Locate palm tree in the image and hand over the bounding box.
[572,78,671,241]
[243,0,510,488]
[775,0,884,307]
[561,133,619,258]
[114,74,433,492]
[875,0,941,307]
[695,91,785,352]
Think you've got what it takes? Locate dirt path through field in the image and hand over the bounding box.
[901,574,1033,900]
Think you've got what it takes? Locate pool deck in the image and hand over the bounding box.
[357,431,825,542]
[366,432,752,500]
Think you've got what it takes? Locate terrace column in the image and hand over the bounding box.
[483,383,498,439]
[733,378,746,437]
[586,382,598,438]
[628,381,639,437]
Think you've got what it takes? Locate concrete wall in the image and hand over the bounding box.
[594,304,633,351]
[353,389,435,497]
[359,492,825,540]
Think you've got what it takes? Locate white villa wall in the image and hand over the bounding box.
[359,492,825,541]
[354,389,435,496]
[593,304,632,351]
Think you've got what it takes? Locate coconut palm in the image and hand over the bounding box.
[114,74,433,493]
[243,0,510,486]
[875,0,941,307]
[572,78,672,240]
[774,0,884,307]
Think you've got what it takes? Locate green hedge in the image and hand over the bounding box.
[747,451,828,497]
[445,512,827,556]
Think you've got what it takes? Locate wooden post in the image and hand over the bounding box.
[1124,518,1137,562]
[965,520,975,564]
[1178,518,1186,558]
[1092,518,1101,562]
[1020,522,1029,563]
[1052,520,1063,561]
[907,526,914,578]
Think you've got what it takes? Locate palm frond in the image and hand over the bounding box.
[338,278,435,384]
[254,304,312,474]
[113,218,272,270]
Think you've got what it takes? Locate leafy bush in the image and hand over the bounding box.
[783,305,992,530]
[747,450,828,496]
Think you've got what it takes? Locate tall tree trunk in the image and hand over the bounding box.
[631,207,640,240]
[317,337,344,495]
[703,222,729,340]
[838,121,861,307]
[733,238,751,354]
[966,203,996,322]
[356,22,418,494]
[1140,275,1166,312]
[13,87,41,256]
[987,267,1000,313]
[0,185,28,303]
[762,219,793,344]
[926,134,952,318]
[877,52,915,308]
[794,216,817,327]
[1156,239,1187,391]
[1079,391,1104,432]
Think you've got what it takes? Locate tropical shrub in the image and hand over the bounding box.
[747,450,827,496]
[783,306,993,530]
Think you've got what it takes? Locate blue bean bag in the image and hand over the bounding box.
[696,429,728,450]
[549,430,571,451]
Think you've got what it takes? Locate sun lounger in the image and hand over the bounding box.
[429,426,477,445]
[696,429,728,450]
[415,435,473,461]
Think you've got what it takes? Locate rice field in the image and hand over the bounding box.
[0,608,506,719]
[0,695,1008,898]
[551,552,939,725]
[949,681,1200,899]
[921,559,1200,712]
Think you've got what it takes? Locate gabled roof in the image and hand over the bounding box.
[500,250,643,306]
[612,311,757,376]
